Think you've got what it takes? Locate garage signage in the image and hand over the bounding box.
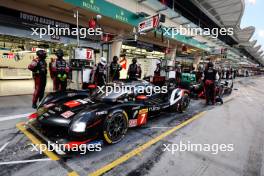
[0,53,15,59]
[138,14,160,33]
[74,48,94,60]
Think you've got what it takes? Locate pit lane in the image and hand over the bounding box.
[0,77,260,176]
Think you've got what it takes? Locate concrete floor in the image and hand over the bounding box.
[0,77,263,176]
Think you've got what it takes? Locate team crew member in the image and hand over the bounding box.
[127,58,141,80]
[196,66,203,83]
[49,58,56,90]
[175,66,182,86]
[154,60,161,76]
[94,57,107,86]
[110,56,122,81]
[203,62,219,105]
[51,49,70,91]
[28,50,47,109]
[226,68,230,79]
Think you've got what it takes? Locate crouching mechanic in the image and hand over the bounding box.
[28,50,47,109]
[51,49,70,91]
[203,62,219,105]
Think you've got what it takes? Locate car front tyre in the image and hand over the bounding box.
[103,110,128,144]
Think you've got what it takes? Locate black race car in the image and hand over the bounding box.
[26,80,190,155]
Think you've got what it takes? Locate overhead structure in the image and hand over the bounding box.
[191,0,245,28]
[234,26,255,43]
[249,40,257,47]
[190,0,264,65]
[253,45,261,52]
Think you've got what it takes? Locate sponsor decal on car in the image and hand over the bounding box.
[37,107,47,115]
[96,111,108,116]
[64,100,81,108]
[61,111,75,118]
[54,106,63,112]
[38,115,45,120]
[76,99,88,104]
[149,106,160,111]
[139,108,148,114]
[162,104,170,109]
[129,119,137,127]
[42,113,50,117]
[132,110,138,118]
[44,103,55,108]
[83,98,94,103]
[48,110,56,114]
[67,93,77,97]
[132,106,140,110]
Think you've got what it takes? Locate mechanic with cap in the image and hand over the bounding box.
[203,62,219,105]
[94,57,107,86]
[110,56,122,81]
[51,49,70,91]
[127,58,141,80]
[154,60,161,76]
[28,50,47,109]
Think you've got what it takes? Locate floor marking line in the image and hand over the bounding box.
[88,111,206,176]
[0,113,32,122]
[16,122,60,161]
[16,122,80,176]
[68,171,80,176]
[148,127,172,129]
[0,158,51,165]
[0,142,9,152]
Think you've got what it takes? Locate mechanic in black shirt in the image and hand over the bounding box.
[51,49,70,91]
[28,50,47,109]
[110,56,122,81]
[127,58,140,80]
[203,62,219,105]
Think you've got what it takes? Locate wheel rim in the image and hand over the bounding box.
[107,114,126,142]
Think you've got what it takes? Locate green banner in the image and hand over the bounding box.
[64,0,142,26]
[64,0,209,51]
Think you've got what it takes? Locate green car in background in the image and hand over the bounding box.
[180,73,197,89]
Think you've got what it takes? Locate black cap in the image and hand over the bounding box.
[36,50,47,59]
[208,62,214,68]
[113,56,118,62]
[56,49,64,58]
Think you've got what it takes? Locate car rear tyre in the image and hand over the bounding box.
[103,110,128,144]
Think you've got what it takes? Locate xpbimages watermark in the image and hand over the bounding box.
[163,141,234,155]
[163,25,234,39]
[28,141,102,155]
[31,25,103,38]
[97,84,168,96]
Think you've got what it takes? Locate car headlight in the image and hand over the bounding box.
[70,122,86,132]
